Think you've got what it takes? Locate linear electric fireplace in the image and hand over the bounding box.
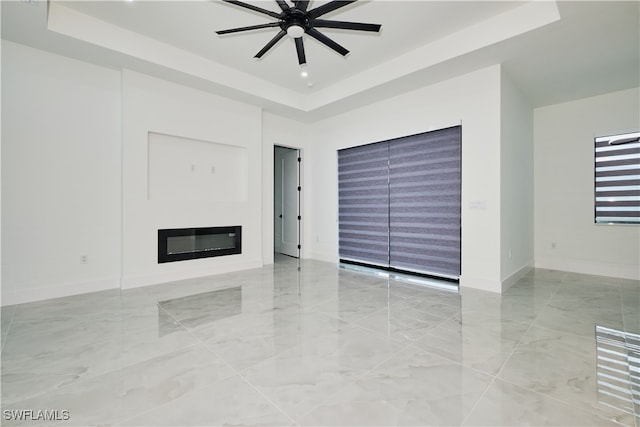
[158,226,242,263]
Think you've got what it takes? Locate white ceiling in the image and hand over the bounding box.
[56,0,523,91]
[2,0,638,121]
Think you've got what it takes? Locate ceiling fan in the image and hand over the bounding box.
[215,0,382,65]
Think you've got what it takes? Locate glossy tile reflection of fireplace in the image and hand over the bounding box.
[158,226,241,263]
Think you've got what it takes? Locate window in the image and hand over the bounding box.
[337,142,390,268]
[594,131,640,224]
[338,126,461,280]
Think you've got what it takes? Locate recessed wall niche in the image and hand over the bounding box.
[147,132,248,202]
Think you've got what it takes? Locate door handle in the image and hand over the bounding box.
[279,214,283,218]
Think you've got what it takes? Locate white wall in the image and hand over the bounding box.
[534,87,640,280]
[306,65,504,292]
[1,41,121,305]
[121,70,263,288]
[500,69,534,288]
[1,5,4,307]
[147,132,249,203]
[3,38,636,306]
[1,42,300,304]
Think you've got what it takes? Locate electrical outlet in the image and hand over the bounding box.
[509,248,512,259]
[551,242,556,249]
[80,255,88,264]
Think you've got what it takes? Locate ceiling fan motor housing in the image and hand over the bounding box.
[282,8,309,37]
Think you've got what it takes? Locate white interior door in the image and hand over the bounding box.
[275,146,299,258]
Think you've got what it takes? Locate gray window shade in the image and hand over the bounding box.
[389,126,461,277]
[338,126,461,280]
[595,132,640,224]
[338,142,390,266]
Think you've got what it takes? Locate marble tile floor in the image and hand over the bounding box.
[1,255,638,426]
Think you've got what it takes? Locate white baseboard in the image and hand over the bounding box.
[459,275,502,293]
[120,258,264,289]
[1,277,119,307]
[11,257,627,306]
[306,251,338,264]
[535,257,640,281]
[501,262,534,292]
[2,259,266,306]
[263,253,274,265]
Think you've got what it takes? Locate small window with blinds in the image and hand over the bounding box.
[594,131,640,224]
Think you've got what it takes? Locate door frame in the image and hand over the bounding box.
[273,144,302,259]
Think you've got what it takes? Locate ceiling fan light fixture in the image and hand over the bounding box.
[286,24,305,38]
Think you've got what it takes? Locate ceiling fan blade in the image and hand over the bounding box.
[295,37,307,65]
[275,0,289,11]
[216,22,281,35]
[306,28,349,56]
[222,0,281,19]
[308,1,356,19]
[312,19,381,32]
[254,29,287,58]
[294,0,310,12]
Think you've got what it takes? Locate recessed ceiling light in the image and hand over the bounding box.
[300,70,308,78]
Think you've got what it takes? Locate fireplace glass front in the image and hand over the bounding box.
[158,226,241,263]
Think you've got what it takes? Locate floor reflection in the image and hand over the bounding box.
[595,325,640,418]
[158,286,242,331]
